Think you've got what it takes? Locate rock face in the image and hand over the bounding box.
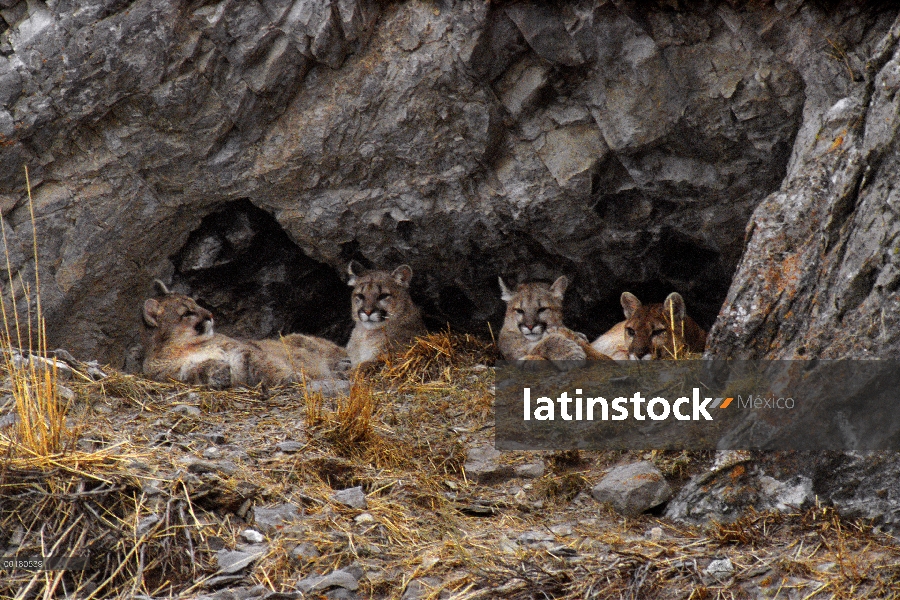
[0,1,895,364]
[708,13,900,359]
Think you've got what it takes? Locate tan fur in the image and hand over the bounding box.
[591,292,707,360]
[498,276,611,361]
[345,262,426,367]
[142,289,348,388]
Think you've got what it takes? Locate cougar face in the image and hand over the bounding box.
[143,293,215,344]
[622,292,688,360]
[499,276,567,343]
[348,262,414,331]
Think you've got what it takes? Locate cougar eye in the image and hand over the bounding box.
[625,327,635,337]
[652,329,666,337]
[182,311,195,319]
[355,294,365,301]
[514,308,524,315]
[377,293,391,301]
[537,307,549,314]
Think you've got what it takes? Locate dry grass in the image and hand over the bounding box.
[0,166,72,459]
[0,331,899,598]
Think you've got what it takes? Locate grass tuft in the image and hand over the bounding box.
[0,165,71,458]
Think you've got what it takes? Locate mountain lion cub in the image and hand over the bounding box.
[591,292,707,359]
[498,276,610,361]
[345,262,426,367]
[142,281,349,388]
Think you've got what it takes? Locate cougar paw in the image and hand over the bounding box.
[198,360,232,390]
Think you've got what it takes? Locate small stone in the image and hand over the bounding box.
[170,404,201,417]
[517,530,553,546]
[217,549,264,574]
[203,446,222,459]
[202,431,227,445]
[515,462,545,479]
[276,440,304,453]
[591,461,673,516]
[464,445,514,484]
[648,526,664,541]
[331,486,367,509]
[354,512,375,525]
[183,458,236,475]
[58,385,76,402]
[291,542,320,560]
[93,404,113,415]
[241,529,265,544]
[705,558,734,579]
[253,504,301,534]
[296,567,360,593]
[401,577,442,600]
[549,523,575,536]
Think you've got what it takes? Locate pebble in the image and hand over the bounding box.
[331,486,367,509]
[241,529,265,544]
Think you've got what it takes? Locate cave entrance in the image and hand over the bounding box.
[171,200,352,344]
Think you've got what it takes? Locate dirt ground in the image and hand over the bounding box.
[2,333,899,599]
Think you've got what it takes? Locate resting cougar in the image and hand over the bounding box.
[591,292,706,359]
[498,276,610,362]
[142,281,349,388]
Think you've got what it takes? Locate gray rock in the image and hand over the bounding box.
[275,441,305,453]
[0,1,890,369]
[464,445,514,484]
[216,549,265,575]
[705,558,734,579]
[253,504,301,534]
[666,460,814,526]
[240,529,265,544]
[504,3,585,66]
[296,566,360,593]
[290,542,320,561]
[170,405,202,418]
[591,461,672,517]
[515,462,545,479]
[401,577,442,600]
[331,486,367,509]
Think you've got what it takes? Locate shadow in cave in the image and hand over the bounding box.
[170,200,353,345]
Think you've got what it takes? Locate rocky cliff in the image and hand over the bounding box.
[0,0,895,364]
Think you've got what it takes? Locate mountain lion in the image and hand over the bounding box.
[345,262,426,367]
[142,281,349,388]
[591,292,707,359]
[498,276,611,361]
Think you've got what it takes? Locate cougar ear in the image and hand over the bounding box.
[391,264,413,287]
[347,260,366,286]
[549,276,568,299]
[498,277,514,302]
[620,292,642,319]
[664,292,686,321]
[153,279,171,296]
[143,298,162,327]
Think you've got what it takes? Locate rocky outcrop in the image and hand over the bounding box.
[708,13,900,358]
[0,1,895,364]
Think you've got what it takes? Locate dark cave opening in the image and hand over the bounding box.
[167,200,734,353]
[170,200,354,345]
